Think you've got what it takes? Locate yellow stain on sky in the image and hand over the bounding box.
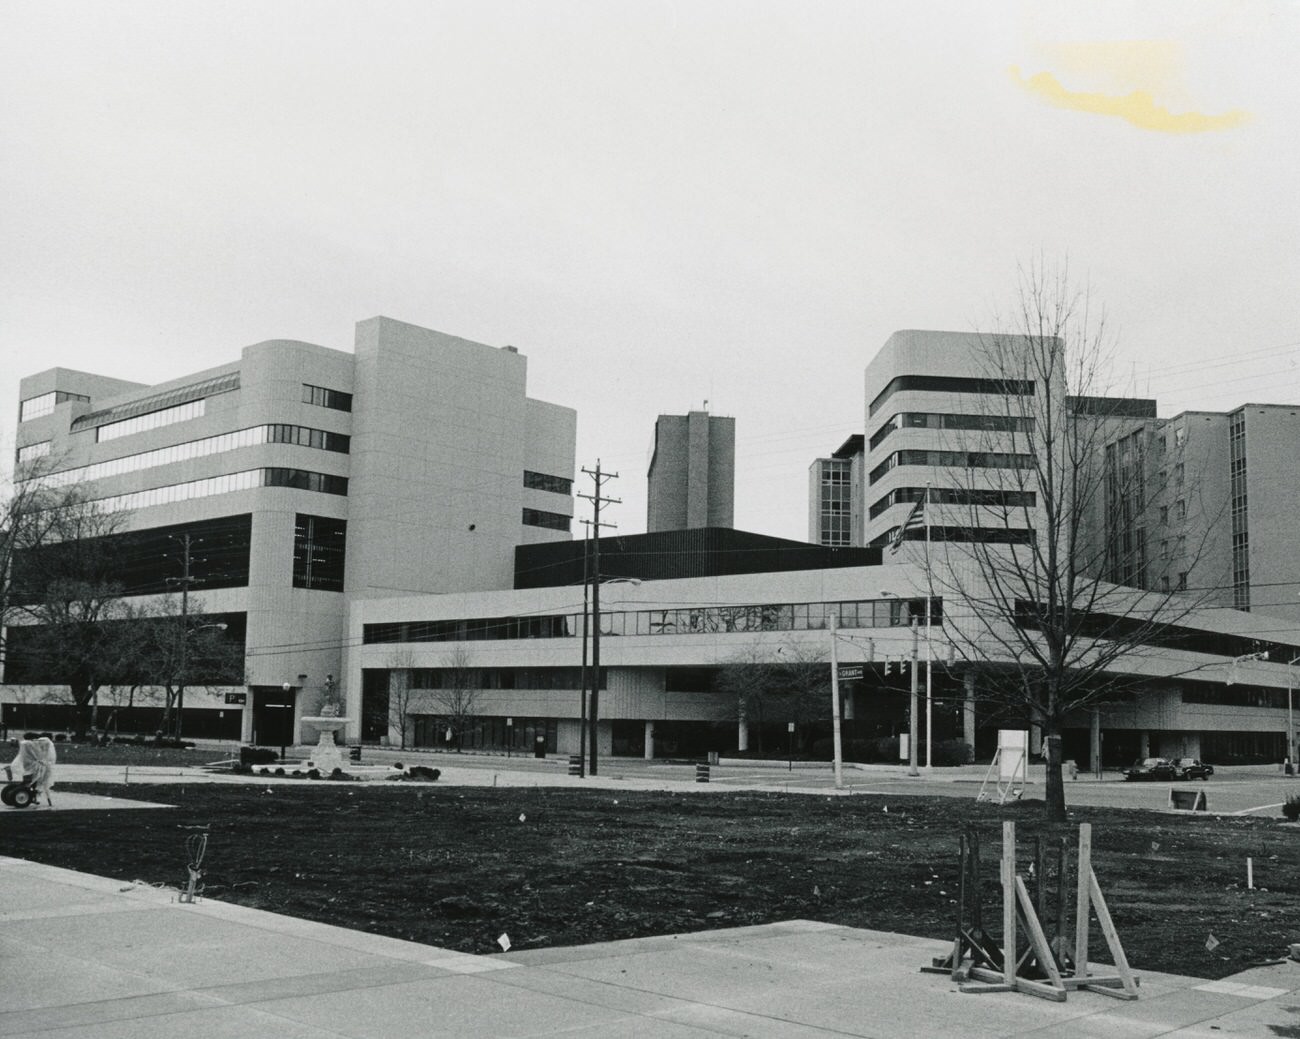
[1011,41,1249,133]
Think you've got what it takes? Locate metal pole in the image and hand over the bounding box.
[177,534,190,741]
[908,616,919,777]
[1288,656,1298,773]
[829,612,844,790]
[924,484,932,769]
[925,594,932,769]
[578,529,589,777]
[589,478,602,777]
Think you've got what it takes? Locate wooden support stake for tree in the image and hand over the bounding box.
[1073,821,1092,975]
[1002,821,1016,988]
[1064,822,1139,1000]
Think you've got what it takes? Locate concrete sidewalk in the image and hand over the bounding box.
[2,856,1298,1038]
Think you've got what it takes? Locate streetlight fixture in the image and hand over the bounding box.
[1229,649,1297,772]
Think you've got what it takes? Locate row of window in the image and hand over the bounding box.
[363,597,942,645]
[1182,683,1288,709]
[523,508,571,531]
[98,400,205,442]
[868,412,1033,451]
[869,449,1035,485]
[869,525,1035,548]
[523,470,573,495]
[1013,600,1299,660]
[10,514,254,600]
[29,423,350,490]
[404,667,607,690]
[16,441,51,465]
[71,372,241,436]
[93,467,347,512]
[869,375,1035,417]
[868,487,1036,521]
[303,384,352,412]
[19,390,90,422]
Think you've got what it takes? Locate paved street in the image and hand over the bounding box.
[47,745,1300,818]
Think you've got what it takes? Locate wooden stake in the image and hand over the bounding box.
[1003,821,1016,988]
[1073,822,1091,976]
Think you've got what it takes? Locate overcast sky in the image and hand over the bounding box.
[3,1,1296,541]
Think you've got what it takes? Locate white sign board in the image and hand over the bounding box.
[999,729,1028,782]
[898,734,910,761]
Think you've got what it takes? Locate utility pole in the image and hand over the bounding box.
[577,525,590,778]
[166,533,201,741]
[578,461,619,776]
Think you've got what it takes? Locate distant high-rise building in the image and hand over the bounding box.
[808,435,864,546]
[1100,404,1300,622]
[646,410,735,532]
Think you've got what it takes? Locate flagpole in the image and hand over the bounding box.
[925,483,932,769]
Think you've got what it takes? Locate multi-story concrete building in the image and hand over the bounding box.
[808,435,864,547]
[6,317,576,743]
[348,531,1300,767]
[646,410,735,532]
[864,329,1054,551]
[1104,404,1300,623]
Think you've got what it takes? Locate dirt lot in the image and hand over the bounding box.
[2,782,1296,980]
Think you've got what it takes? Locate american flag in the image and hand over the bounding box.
[888,497,925,554]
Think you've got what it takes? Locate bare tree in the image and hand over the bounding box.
[427,645,479,752]
[385,648,418,749]
[129,596,245,738]
[713,640,830,753]
[918,258,1223,820]
[0,457,77,683]
[4,481,130,732]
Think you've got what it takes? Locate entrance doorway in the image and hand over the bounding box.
[251,686,296,748]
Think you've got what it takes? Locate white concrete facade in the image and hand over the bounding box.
[346,556,1300,765]
[7,318,576,743]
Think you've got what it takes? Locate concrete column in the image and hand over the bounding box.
[963,672,976,749]
[737,713,749,752]
[644,721,655,760]
[1138,731,1150,758]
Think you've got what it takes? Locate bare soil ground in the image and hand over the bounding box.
[2,782,1296,980]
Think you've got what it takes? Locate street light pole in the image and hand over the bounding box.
[166,533,199,741]
[577,526,590,778]
[1286,655,1299,774]
[908,616,919,777]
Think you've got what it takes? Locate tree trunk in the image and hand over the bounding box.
[1043,730,1067,821]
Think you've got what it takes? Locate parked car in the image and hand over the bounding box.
[1170,758,1213,780]
[1121,757,1178,781]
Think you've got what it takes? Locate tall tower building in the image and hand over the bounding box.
[1100,404,1300,622]
[808,435,864,546]
[646,410,735,532]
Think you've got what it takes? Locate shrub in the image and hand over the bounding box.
[1283,795,1300,822]
[931,739,974,766]
[239,746,279,766]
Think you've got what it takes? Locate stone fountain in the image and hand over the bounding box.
[300,701,351,775]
